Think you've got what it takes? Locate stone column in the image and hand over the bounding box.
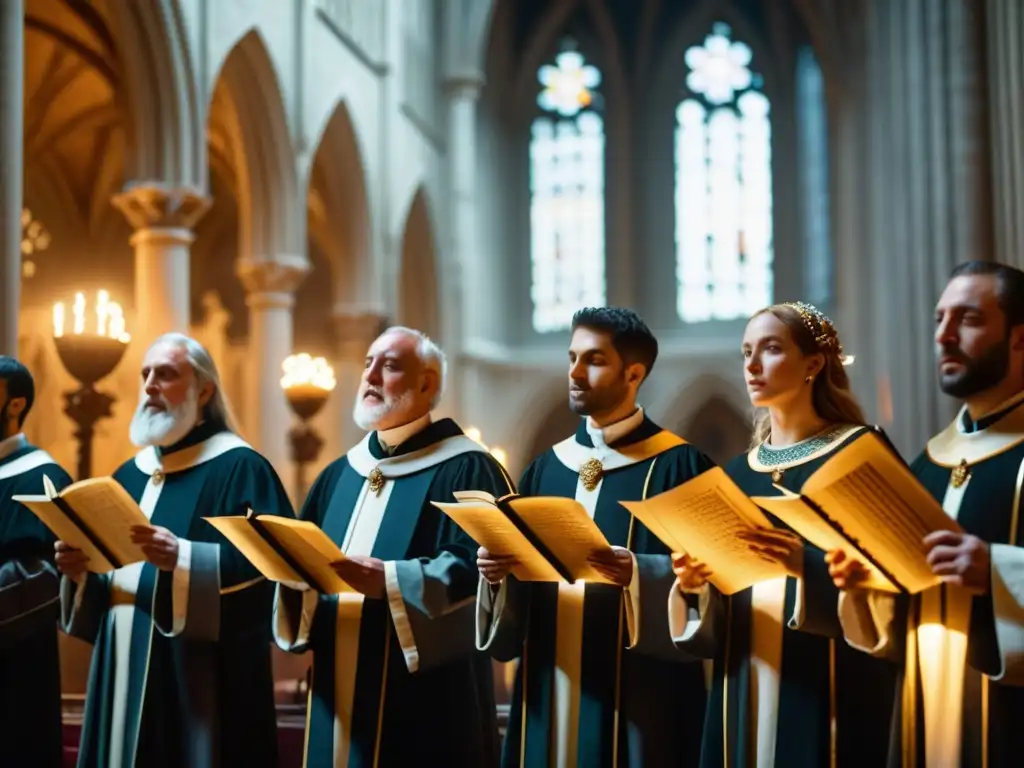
[238,257,309,473]
[113,186,211,347]
[987,0,1024,269]
[0,0,23,355]
[442,76,483,424]
[443,76,482,357]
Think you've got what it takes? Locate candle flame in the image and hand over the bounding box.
[53,289,129,342]
[281,353,337,392]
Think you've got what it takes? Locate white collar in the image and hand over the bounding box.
[376,412,432,454]
[586,407,644,449]
[135,431,251,476]
[957,389,1024,433]
[0,432,27,463]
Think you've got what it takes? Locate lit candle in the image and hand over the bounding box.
[109,305,125,341]
[53,302,64,338]
[72,293,85,335]
[96,290,109,336]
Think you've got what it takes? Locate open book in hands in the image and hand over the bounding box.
[204,512,352,594]
[619,469,790,595]
[13,474,151,573]
[431,490,618,584]
[749,430,960,594]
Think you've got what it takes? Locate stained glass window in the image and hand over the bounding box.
[675,23,773,323]
[530,43,606,334]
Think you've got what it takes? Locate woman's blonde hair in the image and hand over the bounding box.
[749,302,866,447]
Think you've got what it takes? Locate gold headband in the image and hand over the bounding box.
[781,301,843,356]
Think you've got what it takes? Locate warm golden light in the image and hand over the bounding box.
[841,354,856,366]
[281,353,337,392]
[465,426,484,445]
[491,447,508,468]
[53,290,130,343]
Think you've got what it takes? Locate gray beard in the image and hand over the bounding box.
[129,389,200,448]
[352,389,414,431]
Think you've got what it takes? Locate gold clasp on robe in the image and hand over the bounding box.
[152,468,165,485]
[771,467,785,484]
[951,458,970,489]
[579,458,604,492]
[368,467,386,495]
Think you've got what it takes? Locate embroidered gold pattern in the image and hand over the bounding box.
[368,467,386,495]
[579,458,604,492]
[951,458,970,489]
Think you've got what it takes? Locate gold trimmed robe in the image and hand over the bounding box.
[478,413,714,768]
[839,394,1024,767]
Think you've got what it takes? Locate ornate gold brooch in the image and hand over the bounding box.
[579,458,604,492]
[368,467,386,495]
[951,458,970,489]
[771,467,784,484]
[152,468,165,485]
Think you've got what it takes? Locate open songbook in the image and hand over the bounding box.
[431,490,617,584]
[749,430,961,594]
[204,512,351,594]
[12,475,151,573]
[619,469,792,595]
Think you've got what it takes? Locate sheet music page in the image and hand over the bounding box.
[751,494,899,593]
[60,477,152,566]
[13,496,117,573]
[620,467,786,595]
[803,433,958,593]
[205,517,304,584]
[256,517,351,594]
[505,496,618,584]
[431,500,563,582]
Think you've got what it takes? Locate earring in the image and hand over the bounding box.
[805,376,813,384]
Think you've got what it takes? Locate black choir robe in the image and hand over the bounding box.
[840,393,1024,767]
[0,437,73,768]
[671,425,899,767]
[275,417,508,768]
[479,414,714,768]
[60,420,294,768]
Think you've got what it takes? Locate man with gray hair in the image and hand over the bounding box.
[55,332,294,768]
[275,326,506,766]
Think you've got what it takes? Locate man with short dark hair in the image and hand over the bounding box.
[55,333,294,768]
[831,261,1024,766]
[477,307,714,767]
[0,356,73,768]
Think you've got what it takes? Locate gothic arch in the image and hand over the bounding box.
[108,0,205,188]
[397,188,440,340]
[521,388,579,471]
[660,373,751,435]
[307,101,372,307]
[208,29,303,263]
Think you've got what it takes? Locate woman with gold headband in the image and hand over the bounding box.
[669,301,899,767]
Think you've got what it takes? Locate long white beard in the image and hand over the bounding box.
[353,389,414,432]
[129,387,200,448]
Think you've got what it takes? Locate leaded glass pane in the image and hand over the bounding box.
[530,42,606,333]
[675,23,773,323]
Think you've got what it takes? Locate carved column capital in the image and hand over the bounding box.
[113,185,211,232]
[238,256,311,310]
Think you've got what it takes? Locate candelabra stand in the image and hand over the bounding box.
[53,335,129,480]
[284,387,330,503]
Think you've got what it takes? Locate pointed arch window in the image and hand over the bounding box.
[674,22,773,322]
[529,41,606,333]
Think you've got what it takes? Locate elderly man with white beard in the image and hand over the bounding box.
[274,326,508,768]
[54,332,294,768]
